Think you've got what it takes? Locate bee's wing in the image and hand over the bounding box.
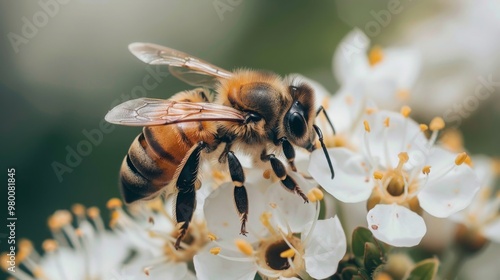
[129,42,233,88]
[105,98,245,126]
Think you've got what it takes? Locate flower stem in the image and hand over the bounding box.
[441,246,467,280]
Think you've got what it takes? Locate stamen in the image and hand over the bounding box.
[235,239,254,256]
[106,198,123,209]
[384,117,390,127]
[400,106,412,118]
[397,152,409,170]
[17,239,33,262]
[263,169,272,180]
[363,120,371,133]
[208,233,218,241]
[306,188,324,203]
[455,152,468,166]
[420,124,428,132]
[422,166,431,175]
[373,171,384,180]
[209,247,221,255]
[430,117,445,131]
[42,240,58,253]
[260,212,277,236]
[71,204,86,218]
[397,89,410,101]
[365,108,376,115]
[368,46,384,66]
[280,248,295,258]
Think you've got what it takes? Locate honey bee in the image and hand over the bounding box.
[105,43,335,249]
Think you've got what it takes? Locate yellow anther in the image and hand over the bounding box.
[235,239,254,256]
[42,239,58,252]
[397,89,410,101]
[212,170,227,181]
[263,169,272,180]
[48,210,72,230]
[209,247,221,255]
[322,97,330,109]
[32,268,45,278]
[365,108,376,115]
[109,210,120,227]
[373,171,384,180]
[398,152,409,163]
[363,120,371,133]
[345,95,354,105]
[400,106,412,118]
[1,255,11,271]
[306,187,324,203]
[87,207,100,219]
[368,46,384,66]
[208,233,218,241]
[464,155,473,167]
[422,165,431,175]
[384,117,390,127]
[18,239,33,262]
[106,198,123,209]
[492,159,500,175]
[71,204,85,216]
[75,228,84,237]
[419,124,428,132]
[279,248,296,258]
[455,152,468,166]
[430,117,445,131]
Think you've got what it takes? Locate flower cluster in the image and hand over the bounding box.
[3,28,498,280]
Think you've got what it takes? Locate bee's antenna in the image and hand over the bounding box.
[313,124,335,179]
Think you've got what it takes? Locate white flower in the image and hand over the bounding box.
[107,197,206,280]
[1,205,132,280]
[195,173,346,279]
[309,109,480,247]
[333,28,421,112]
[450,156,500,244]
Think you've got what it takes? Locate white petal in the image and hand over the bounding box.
[148,263,189,280]
[363,110,427,169]
[333,28,370,84]
[303,217,347,279]
[265,171,315,233]
[204,182,268,247]
[367,204,426,247]
[309,148,373,203]
[419,164,480,218]
[194,251,256,280]
[372,48,421,89]
[483,218,500,243]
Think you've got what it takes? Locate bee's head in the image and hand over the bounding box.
[283,83,316,150]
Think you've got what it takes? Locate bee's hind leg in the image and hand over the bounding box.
[174,141,206,250]
[227,151,249,235]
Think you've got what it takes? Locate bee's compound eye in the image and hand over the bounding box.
[288,112,307,137]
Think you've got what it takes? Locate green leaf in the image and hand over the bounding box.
[364,242,383,274]
[352,227,374,259]
[405,258,439,280]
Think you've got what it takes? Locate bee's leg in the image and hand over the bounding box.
[316,105,336,135]
[261,151,309,203]
[276,137,297,172]
[174,141,206,250]
[227,151,249,235]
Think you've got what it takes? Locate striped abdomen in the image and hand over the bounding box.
[120,89,218,203]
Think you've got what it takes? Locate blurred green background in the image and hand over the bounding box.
[1,0,499,275]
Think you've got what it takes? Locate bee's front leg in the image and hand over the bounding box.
[261,150,308,203]
[174,141,206,250]
[276,137,297,172]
